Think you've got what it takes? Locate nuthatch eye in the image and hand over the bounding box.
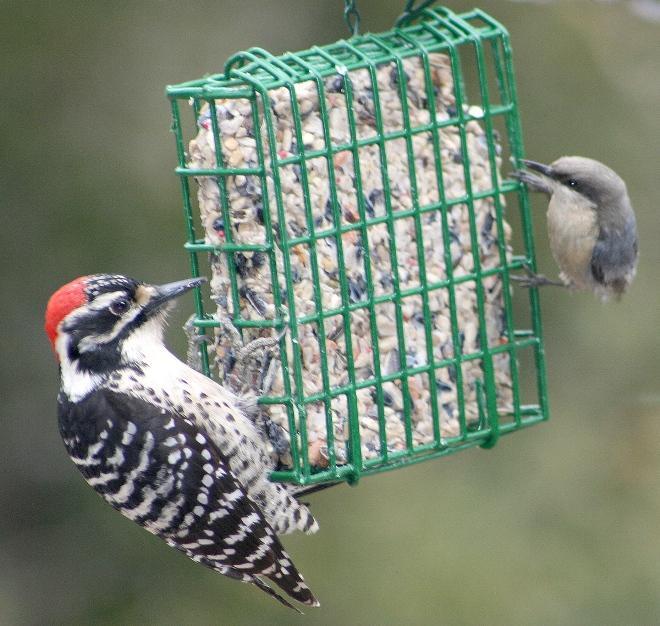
[513,156,638,300]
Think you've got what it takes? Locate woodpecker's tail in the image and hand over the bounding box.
[251,577,304,613]
[204,556,319,612]
[262,550,320,609]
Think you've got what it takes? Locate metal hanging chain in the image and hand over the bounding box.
[343,0,361,37]
[395,0,436,27]
[343,0,436,36]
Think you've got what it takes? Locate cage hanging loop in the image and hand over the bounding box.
[395,0,436,27]
[343,0,361,37]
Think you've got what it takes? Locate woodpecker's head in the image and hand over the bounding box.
[45,274,205,375]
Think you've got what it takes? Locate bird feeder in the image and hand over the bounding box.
[166,4,548,489]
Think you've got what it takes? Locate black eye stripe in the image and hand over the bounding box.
[555,172,579,188]
[557,175,600,204]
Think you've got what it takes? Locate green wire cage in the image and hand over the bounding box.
[167,5,548,489]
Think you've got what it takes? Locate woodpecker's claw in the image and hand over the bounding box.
[184,314,212,372]
[215,315,286,396]
[215,315,244,348]
[237,330,286,395]
[235,332,285,367]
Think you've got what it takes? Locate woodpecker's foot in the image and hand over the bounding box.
[235,332,285,368]
[236,330,286,395]
[183,314,212,372]
[215,315,244,353]
[258,351,279,395]
[510,265,566,289]
[215,315,286,395]
[183,315,212,344]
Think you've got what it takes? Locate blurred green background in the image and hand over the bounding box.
[1,1,658,624]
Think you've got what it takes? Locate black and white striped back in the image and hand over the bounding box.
[58,388,319,610]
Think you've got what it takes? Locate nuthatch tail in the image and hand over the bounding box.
[513,156,638,300]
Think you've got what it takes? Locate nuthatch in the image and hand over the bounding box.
[513,156,638,300]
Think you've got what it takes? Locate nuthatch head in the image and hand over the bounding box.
[514,156,638,300]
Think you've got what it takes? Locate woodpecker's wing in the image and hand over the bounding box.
[58,388,319,609]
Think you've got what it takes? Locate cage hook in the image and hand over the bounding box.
[395,0,436,27]
[343,0,361,37]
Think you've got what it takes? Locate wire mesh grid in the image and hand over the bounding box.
[167,6,548,487]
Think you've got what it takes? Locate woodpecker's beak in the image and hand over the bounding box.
[145,277,206,315]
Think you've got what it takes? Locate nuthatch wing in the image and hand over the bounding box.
[513,156,638,300]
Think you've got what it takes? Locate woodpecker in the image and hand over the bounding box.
[513,156,638,300]
[45,274,319,611]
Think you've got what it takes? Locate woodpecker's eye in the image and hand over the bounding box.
[567,178,579,188]
[109,298,130,316]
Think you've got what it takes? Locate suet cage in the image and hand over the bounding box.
[167,4,549,490]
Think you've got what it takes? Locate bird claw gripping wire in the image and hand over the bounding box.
[215,315,286,397]
[510,264,566,289]
[213,316,291,460]
[184,314,211,373]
